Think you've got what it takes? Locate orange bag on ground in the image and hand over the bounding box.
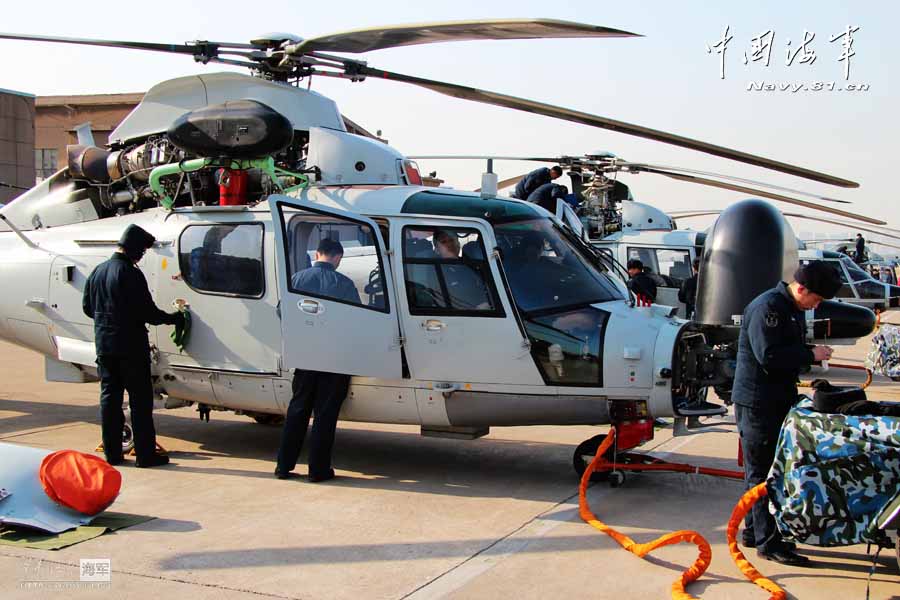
[39,450,122,516]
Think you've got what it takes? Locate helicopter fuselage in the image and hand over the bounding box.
[0,186,694,440]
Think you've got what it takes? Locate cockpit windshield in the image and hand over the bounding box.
[493,218,624,314]
[842,257,872,282]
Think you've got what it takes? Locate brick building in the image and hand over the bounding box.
[34,93,142,181]
[0,88,35,204]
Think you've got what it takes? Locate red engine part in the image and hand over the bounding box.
[613,418,654,451]
[219,169,248,206]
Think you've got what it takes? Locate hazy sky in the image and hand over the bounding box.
[2,1,896,250]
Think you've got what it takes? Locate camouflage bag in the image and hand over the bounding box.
[767,398,900,546]
[866,324,900,379]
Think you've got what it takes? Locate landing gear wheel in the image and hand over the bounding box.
[573,434,612,482]
[252,414,285,426]
[122,422,134,454]
[609,470,626,488]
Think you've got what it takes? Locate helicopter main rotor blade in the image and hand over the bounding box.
[0,32,258,64]
[866,240,900,251]
[353,66,858,189]
[292,19,638,54]
[409,155,561,162]
[647,170,882,224]
[621,162,852,204]
[672,210,900,240]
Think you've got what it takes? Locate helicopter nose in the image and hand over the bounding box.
[812,300,877,340]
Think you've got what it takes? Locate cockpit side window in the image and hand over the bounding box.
[626,247,691,288]
[401,226,504,317]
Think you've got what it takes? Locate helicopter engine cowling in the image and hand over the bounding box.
[166,99,293,159]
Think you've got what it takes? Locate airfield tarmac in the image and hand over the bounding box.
[1,314,898,600]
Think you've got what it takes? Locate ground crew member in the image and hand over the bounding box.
[733,260,841,566]
[512,166,563,199]
[276,238,360,482]
[82,224,184,468]
[626,259,657,304]
[526,182,568,213]
[855,233,866,264]
[678,258,700,318]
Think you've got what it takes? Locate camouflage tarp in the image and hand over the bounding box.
[767,398,900,546]
[866,324,900,379]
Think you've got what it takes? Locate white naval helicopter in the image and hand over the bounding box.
[0,20,878,474]
[412,152,891,320]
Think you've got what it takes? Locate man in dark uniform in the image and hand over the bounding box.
[512,166,563,199]
[626,259,657,304]
[678,258,700,318]
[82,224,184,467]
[855,233,866,264]
[277,238,360,482]
[733,260,841,565]
[526,182,568,213]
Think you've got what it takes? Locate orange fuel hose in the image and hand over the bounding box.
[725,483,787,600]
[578,428,715,600]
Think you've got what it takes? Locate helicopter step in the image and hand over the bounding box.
[421,425,490,440]
[676,401,728,417]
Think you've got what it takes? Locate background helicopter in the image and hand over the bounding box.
[0,18,879,472]
[411,152,890,317]
[671,211,900,310]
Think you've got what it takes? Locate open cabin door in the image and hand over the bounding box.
[269,195,402,378]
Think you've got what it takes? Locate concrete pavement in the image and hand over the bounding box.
[1,313,898,599]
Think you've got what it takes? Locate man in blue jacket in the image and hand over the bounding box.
[733,260,841,565]
[526,183,569,213]
[277,238,360,482]
[83,224,184,467]
[512,166,563,199]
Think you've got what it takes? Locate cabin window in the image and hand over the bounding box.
[626,247,692,288]
[402,226,504,317]
[178,223,265,297]
[34,148,58,182]
[280,208,388,312]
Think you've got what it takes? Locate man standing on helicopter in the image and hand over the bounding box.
[82,224,184,468]
[512,166,563,199]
